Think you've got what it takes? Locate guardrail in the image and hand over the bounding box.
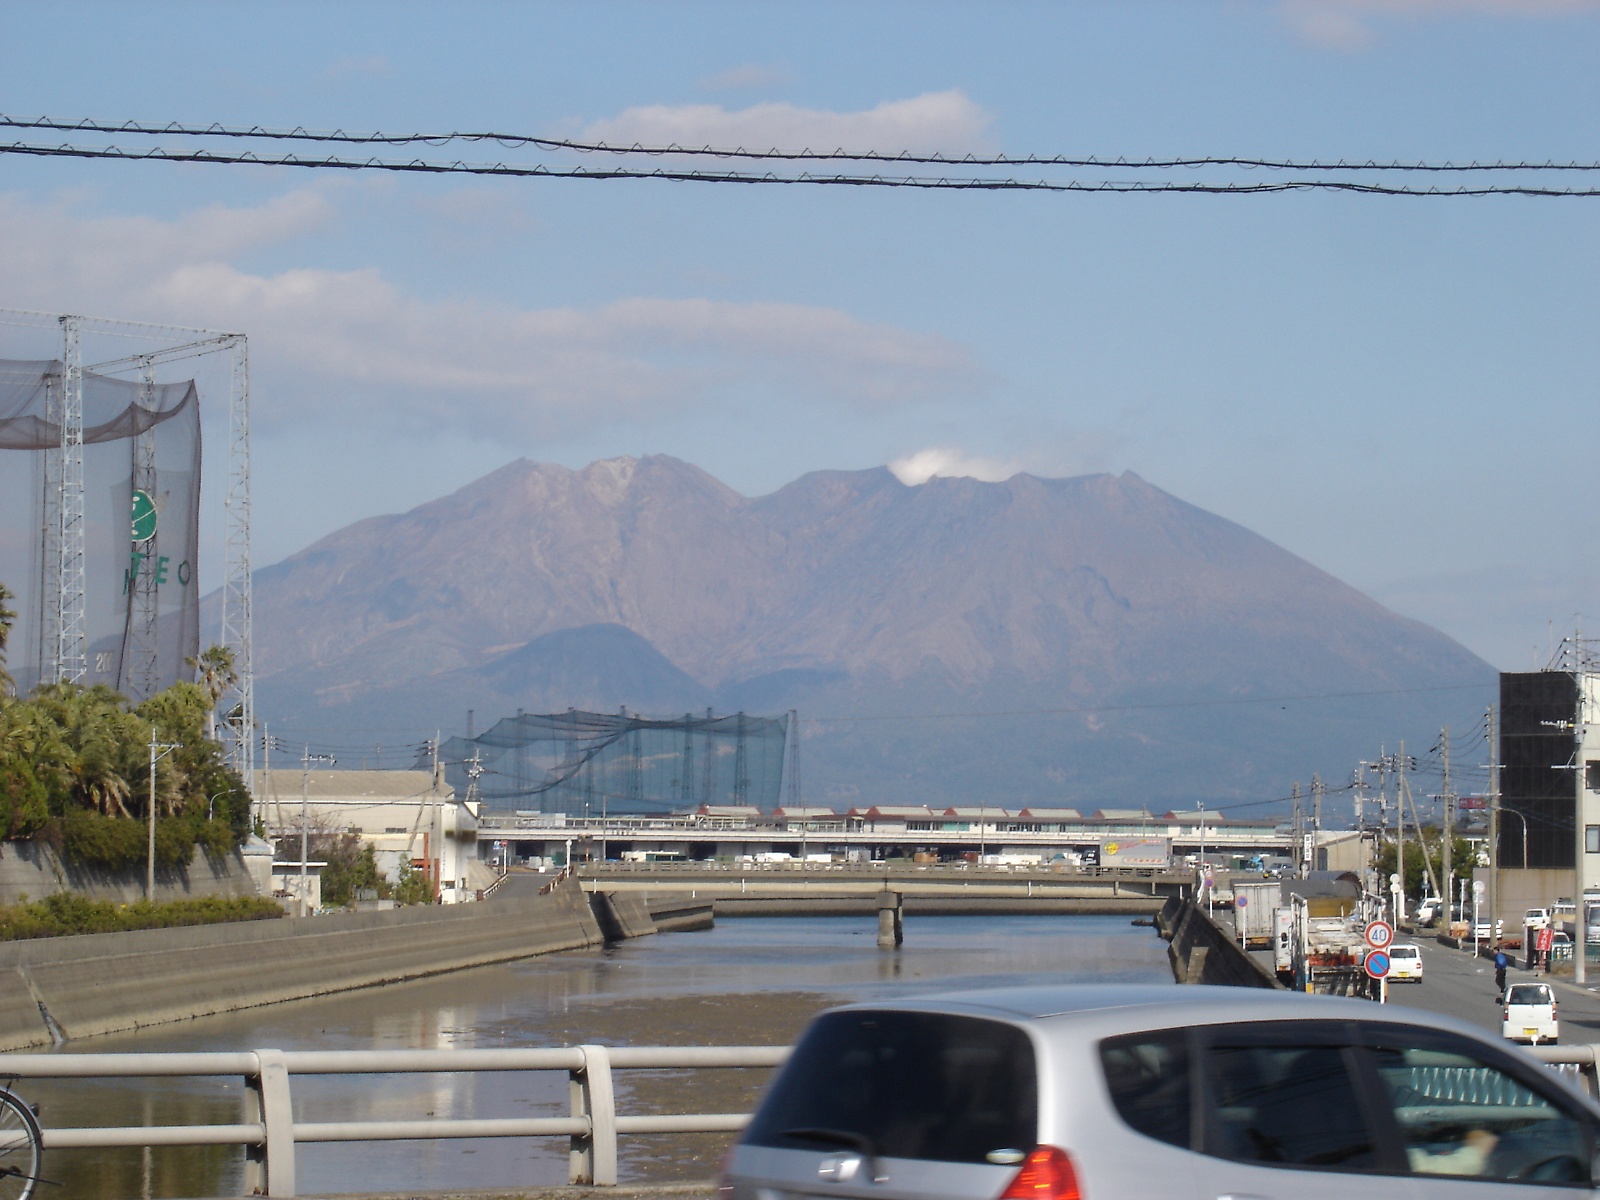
[0,1043,789,1199]
[2,1039,1585,1199]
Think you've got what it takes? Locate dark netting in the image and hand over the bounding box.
[0,358,201,700]
[436,709,789,815]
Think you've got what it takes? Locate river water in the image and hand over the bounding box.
[32,914,1170,1198]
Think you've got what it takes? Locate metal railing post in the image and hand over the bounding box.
[569,1044,617,1185]
[249,1049,296,1197]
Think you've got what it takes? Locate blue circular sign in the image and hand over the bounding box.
[1236,895,1248,908]
[1365,950,1391,979]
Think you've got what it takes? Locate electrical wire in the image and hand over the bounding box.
[4,115,1598,173]
[5,140,1600,196]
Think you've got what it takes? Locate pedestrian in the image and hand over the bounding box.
[1494,944,1509,996]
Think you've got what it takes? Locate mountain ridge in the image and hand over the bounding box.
[247,454,1494,808]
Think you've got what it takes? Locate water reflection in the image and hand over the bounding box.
[29,914,1168,1197]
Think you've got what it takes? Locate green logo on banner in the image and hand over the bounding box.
[131,489,157,543]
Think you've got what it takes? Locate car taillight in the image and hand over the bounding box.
[998,1145,1082,1200]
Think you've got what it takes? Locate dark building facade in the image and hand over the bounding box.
[1499,671,1579,870]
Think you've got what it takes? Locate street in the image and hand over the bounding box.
[1384,935,1600,1043]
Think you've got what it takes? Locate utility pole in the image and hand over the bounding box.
[1291,782,1302,877]
[1312,774,1323,871]
[147,730,179,901]
[300,746,335,916]
[1488,705,1500,952]
[1440,726,1453,914]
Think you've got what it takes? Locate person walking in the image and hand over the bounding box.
[1494,945,1510,997]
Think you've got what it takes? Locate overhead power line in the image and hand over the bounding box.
[3,114,1598,173]
[6,140,1600,195]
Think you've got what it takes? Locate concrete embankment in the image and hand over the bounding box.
[0,878,622,1049]
[1157,894,1280,989]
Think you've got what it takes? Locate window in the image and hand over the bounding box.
[1100,1029,1191,1149]
[1588,824,1600,854]
[1203,1037,1378,1170]
[1587,760,1600,792]
[742,1010,1037,1165]
[1365,1030,1592,1184]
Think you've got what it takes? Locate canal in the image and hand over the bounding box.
[30,913,1170,1198]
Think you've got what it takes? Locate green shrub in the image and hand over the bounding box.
[60,810,203,871]
[0,892,283,941]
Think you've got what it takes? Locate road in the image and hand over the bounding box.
[1383,935,1600,1043]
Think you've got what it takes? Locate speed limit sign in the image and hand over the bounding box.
[1365,920,1394,951]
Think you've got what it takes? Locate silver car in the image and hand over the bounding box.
[722,984,1600,1199]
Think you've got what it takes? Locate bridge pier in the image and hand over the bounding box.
[877,890,904,948]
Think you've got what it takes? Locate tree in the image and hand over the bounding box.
[0,581,15,699]
[186,646,237,741]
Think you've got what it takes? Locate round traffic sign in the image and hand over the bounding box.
[1365,920,1394,950]
[1364,949,1391,979]
[1236,895,1248,909]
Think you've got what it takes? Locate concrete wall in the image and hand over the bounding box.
[0,877,612,1050]
[0,840,259,906]
[1159,895,1281,989]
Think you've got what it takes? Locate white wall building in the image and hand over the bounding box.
[255,769,488,904]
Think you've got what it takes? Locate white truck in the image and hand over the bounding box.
[1234,880,1283,948]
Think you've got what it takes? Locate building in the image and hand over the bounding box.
[254,769,488,904]
[1494,666,1600,924]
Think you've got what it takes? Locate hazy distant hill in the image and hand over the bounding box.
[249,455,1495,809]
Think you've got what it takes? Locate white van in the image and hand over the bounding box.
[1388,943,1423,982]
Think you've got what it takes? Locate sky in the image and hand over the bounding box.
[0,0,1596,673]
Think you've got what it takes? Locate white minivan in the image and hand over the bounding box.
[1389,943,1423,982]
[1503,981,1559,1045]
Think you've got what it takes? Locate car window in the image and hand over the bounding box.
[1507,985,1554,1006]
[1202,1033,1380,1171]
[742,1009,1037,1165]
[1099,1029,1191,1149]
[1366,1035,1591,1184]
[1392,947,1418,959]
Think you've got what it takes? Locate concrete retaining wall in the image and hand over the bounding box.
[1160,895,1280,989]
[0,877,612,1050]
[0,839,259,906]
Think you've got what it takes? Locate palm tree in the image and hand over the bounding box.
[0,581,15,699]
[187,645,237,740]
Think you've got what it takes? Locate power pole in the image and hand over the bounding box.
[300,746,335,916]
[1312,774,1323,871]
[1291,782,1302,877]
[1440,726,1453,912]
[147,730,179,901]
[1488,705,1500,950]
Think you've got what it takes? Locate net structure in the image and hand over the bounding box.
[0,358,201,700]
[438,709,789,815]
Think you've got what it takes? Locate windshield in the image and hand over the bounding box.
[743,1008,1038,1164]
[1507,985,1552,1006]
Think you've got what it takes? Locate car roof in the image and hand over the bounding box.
[827,983,1466,1033]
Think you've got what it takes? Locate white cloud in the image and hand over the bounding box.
[0,190,976,436]
[696,62,796,93]
[581,90,993,154]
[889,447,1022,486]
[1280,0,1600,47]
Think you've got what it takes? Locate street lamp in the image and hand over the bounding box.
[300,748,336,916]
[147,731,180,902]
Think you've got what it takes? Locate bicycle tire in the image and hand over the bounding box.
[0,1086,41,1200]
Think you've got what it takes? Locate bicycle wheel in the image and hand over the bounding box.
[0,1087,41,1200]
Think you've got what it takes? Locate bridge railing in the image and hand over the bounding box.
[0,1043,789,1199]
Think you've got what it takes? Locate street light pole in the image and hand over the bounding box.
[147,730,179,902]
[300,747,336,916]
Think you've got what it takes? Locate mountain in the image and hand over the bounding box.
[248,455,1495,809]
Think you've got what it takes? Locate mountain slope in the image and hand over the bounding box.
[249,455,1495,808]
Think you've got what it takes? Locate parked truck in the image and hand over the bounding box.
[1234,879,1283,949]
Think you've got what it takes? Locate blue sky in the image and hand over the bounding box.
[1,0,1596,672]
